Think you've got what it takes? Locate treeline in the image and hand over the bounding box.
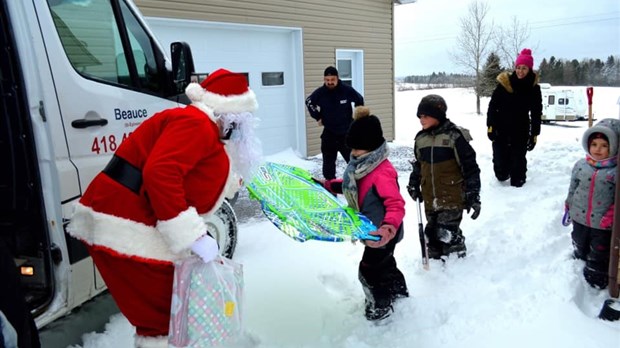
[537,56,619,87]
[400,55,620,94]
[401,72,474,88]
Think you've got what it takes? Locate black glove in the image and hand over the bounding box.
[487,126,496,142]
[526,135,537,151]
[407,185,423,202]
[465,192,481,220]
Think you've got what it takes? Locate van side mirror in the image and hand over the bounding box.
[170,42,195,94]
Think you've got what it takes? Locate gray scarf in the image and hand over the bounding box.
[343,141,389,211]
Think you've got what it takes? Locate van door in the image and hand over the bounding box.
[542,93,556,122]
[32,0,183,292]
[35,0,181,194]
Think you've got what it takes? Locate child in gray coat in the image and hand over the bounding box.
[565,118,620,289]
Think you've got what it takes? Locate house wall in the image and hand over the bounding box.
[135,0,396,157]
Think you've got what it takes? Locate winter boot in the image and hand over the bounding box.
[427,245,444,260]
[360,275,394,321]
[583,266,608,289]
[444,233,467,258]
[389,277,409,300]
[364,298,393,321]
[510,178,526,188]
[495,173,509,182]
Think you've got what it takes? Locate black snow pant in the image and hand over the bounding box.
[492,135,528,186]
[0,239,41,348]
[424,209,466,258]
[571,221,611,289]
[358,237,408,308]
[320,130,351,180]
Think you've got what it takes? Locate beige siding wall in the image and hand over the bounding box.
[135,0,395,157]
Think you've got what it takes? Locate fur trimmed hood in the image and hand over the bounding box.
[496,70,539,94]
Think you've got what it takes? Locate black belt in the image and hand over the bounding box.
[102,155,142,194]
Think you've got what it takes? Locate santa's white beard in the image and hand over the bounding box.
[217,112,263,181]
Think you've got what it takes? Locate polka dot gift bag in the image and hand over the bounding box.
[169,255,244,347]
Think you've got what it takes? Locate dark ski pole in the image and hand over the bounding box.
[416,199,429,270]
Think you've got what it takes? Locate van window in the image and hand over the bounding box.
[559,98,567,105]
[49,0,161,93]
[548,95,555,105]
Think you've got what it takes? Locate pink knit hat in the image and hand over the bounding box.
[515,49,534,69]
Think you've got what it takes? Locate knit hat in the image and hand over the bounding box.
[185,68,258,114]
[324,66,339,77]
[417,94,447,122]
[515,49,534,69]
[582,118,620,157]
[346,106,385,151]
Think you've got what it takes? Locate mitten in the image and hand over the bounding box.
[487,126,496,141]
[406,185,423,202]
[191,233,219,263]
[365,224,397,248]
[600,205,614,229]
[465,192,481,220]
[526,135,537,151]
[321,179,342,195]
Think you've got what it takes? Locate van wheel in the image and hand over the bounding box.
[202,200,238,258]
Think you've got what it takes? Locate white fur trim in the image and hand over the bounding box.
[201,89,258,114]
[191,101,216,122]
[185,82,205,103]
[156,207,207,254]
[224,171,241,199]
[67,203,187,262]
[135,335,167,348]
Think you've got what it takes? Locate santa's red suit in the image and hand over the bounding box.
[68,69,257,348]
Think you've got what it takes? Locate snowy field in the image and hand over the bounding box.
[72,87,620,347]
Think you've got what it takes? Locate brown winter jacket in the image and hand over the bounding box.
[409,120,481,213]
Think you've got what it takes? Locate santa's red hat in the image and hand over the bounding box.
[185,68,258,114]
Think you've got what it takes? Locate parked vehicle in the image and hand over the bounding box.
[0,0,238,329]
[540,83,589,122]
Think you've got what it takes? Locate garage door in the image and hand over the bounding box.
[147,18,304,156]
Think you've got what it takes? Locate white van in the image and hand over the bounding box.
[540,83,589,122]
[1,0,238,329]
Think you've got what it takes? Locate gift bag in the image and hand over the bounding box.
[169,255,244,348]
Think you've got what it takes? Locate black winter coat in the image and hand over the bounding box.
[487,71,542,141]
[305,80,364,135]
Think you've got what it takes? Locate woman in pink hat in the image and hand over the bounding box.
[68,68,261,347]
[486,49,543,188]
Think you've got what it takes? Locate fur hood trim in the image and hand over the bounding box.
[496,71,539,93]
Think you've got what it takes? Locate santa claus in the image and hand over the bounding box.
[67,68,260,348]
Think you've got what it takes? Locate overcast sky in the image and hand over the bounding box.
[394,0,620,77]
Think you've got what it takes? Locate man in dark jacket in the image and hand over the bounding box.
[487,49,542,188]
[305,66,364,179]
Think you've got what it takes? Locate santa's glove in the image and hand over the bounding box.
[191,233,219,263]
[365,224,397,248]
[562,205,572,227]
[406,185,423,202]
[465,192,481,220]
[526,135,537,151]
[487,126,497,142]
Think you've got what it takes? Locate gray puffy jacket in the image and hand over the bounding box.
[566,118,620,229]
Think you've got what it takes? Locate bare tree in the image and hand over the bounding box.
[494,16,538,69]
[451,1,494,115]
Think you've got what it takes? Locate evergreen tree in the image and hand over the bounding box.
[481,52,503,96]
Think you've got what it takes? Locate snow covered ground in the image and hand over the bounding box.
[71,87,620,347]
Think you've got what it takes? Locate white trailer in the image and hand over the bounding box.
[540,84,589,122]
